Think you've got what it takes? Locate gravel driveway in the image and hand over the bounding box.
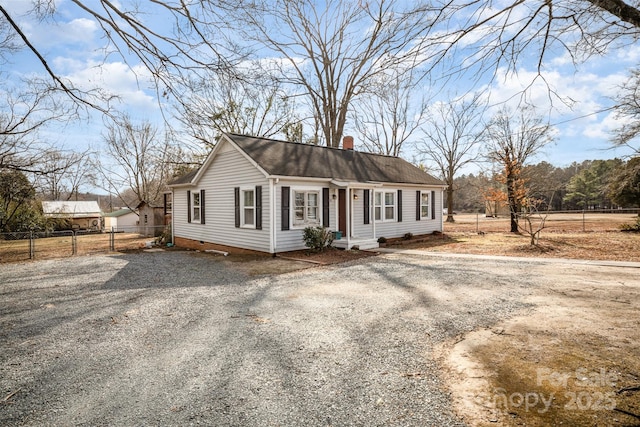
[1,251,537,426]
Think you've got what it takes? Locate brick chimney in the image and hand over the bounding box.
[342,135,354,150]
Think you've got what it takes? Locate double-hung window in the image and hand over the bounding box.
[374,191,396,221]
[242,188,255,227]
[293,190,320,226]
[420,191,430,219]
[192,191,201,222]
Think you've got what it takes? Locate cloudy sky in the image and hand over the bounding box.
[2,0,637,173]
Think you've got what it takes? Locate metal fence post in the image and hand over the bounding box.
[110,227,115,251]
[72,231,77,255]
[29,231,34,259]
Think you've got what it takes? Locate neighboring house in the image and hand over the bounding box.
[42,201,102,230]
[137,201,167,237]
[103,208,139,231]
[168,133,447,254]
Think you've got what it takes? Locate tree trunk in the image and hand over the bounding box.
[446,185,455,223]
[509,208,519,232]
[507,174,519,232]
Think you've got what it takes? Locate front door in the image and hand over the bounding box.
[338,189,347,236]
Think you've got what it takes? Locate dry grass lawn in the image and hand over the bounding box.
[0,232,157,263]
[392,212,640,262]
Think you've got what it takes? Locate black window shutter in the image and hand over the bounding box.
[322,188,330,227]
[234,187,240,228]
[281,186,290,231]
[363,189,370,224]
[200,189,206,225]
[397,190,402,222]
[431,190,436,220]
[255,185,262,230]
[187,190,191,223]
[417,190,422,221]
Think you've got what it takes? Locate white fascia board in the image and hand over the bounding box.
[329,180,382,188]
[187,136,226,186]
[269,175,331,183]
[168,182,193,188]
[379,182,448,189]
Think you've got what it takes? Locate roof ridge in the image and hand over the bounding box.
[225,132,405,160]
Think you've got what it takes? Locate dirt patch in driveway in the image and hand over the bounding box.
[437,262,640,426]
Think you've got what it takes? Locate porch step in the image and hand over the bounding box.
[333,238,379,250]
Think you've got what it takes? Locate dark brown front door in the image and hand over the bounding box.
[338,189,347,235]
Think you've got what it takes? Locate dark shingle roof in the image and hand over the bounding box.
[169,168,198,186]
[103,208,135,217]
[171,133,445,186]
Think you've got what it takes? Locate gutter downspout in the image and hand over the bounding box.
[346,187,351,247]
[171,189,175,245]
[441,188,445,232]
[371,189,376,240]
[269,178,277,254]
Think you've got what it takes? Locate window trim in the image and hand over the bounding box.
[420,191,431,220]
[240,187,256,229]
[374,190,396,222]
[291,188,322,228]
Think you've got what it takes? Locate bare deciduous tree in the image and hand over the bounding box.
[175,69,300,148]
[417,93,486,222]
[352,69,429,156]
[34,149,95,201]
[235,0,436,147]
[517,195,553,246]
[484,107,555,232]
[0,79,78,174]
[96,115,178,210]
[612,69,640,154]
[433,0,640,85]
[0,1,235,113]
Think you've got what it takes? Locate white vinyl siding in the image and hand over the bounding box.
[352,189,373,239]
[172,143,270,252]
[369,186,444,240]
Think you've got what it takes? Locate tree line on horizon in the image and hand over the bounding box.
[450,158,640,214]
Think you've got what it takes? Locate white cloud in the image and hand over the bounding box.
[583,111,624,140]
[18,13,99,50]
[56,59,158,112]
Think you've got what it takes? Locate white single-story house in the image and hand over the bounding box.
[103,208,139,231]
[42,201,102,230]
[168,133,447,254]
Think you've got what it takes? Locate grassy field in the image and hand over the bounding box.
[392,212,640,262]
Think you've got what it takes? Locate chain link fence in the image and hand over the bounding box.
[0,226,170,263]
